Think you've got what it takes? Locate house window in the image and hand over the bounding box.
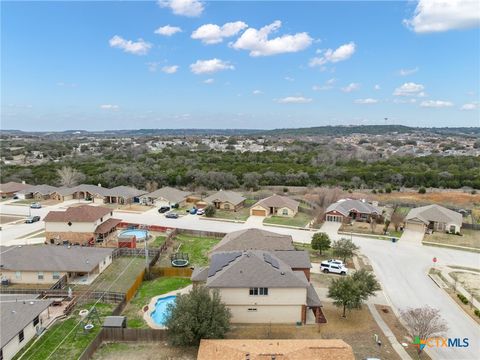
[282,209,289,216]
[52,272,60,280]
[224,204,230,210]
[15,271,21,279]
[249,287,268,296]
[19,330,24,342]
[33,316,39,326]
[38,272,44,280]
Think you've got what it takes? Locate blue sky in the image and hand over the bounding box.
[2,0,479,131]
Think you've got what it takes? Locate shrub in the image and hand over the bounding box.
[385,187,392,193]
[474,309,480,318]
[371,189,377,194]
[204,205,216,217]
[378,189,384,193]
[419,187,426,194]
[457,293,469,305]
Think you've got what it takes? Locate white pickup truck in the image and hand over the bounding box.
[320,261,348,275]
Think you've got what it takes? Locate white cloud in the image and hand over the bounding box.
[154,25,182,36]
[192,21,247,44]
[158,0,204,17]
[313,78,336,91]
[230,20,312,57]
[374,84,381,90]
[420,100,454,108]
[393,82,425,96]
[100,104,119,110]
[203,78,214,84]
[404,0,480,33]
[284,76,295,82]
[394,98,417,104]
[354,98,379,104]
[190,58,234,74]
[309,42,356,67]
[161,65,179,74]
[109,35,152,55]
[341,83,360,93]
[398,67,419,76]
[252,90,263,95]
[277,96,313,104]
[460,102,479,110]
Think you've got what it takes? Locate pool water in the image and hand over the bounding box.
[118,229,148,241]
[150,295,177,326]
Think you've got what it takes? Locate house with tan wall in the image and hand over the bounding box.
[0,245,114,285]
[250,194,300,217]
[201,190,246,211]
[44,205,121,245]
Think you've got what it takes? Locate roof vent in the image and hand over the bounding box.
[280,271,285,275]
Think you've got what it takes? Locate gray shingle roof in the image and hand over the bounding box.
[406,204,462,226]
[306,284,322,307]
[0,296,52,347]
[210,228,294,253]
[0,182,32,194]
[325,199,380,217]
[191,266,209,282]
[206,251,309,289]
[0,245,114,272]
[142,187,191,204]
[16,184,59,195]
[204,190,246,206]
[107,186,146,199]
[273,250,311,269]
[254,194,300,211]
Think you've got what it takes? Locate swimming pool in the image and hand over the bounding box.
[150,295,177,326]
[118,229,149,241]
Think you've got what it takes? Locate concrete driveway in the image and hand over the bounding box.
[318,221,341,240]
[400,229,425,243]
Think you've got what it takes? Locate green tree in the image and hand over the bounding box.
[332,238,359,263]
[418,187,426,194]
[204,204,216,218]
[165,286,231,346]
[328,269,381,318]
[311,232,331,255]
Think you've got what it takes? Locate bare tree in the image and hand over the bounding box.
[370,218,377,233]
[145,180,158,193]
[401,306,448,353]
[56,166,85,187]
[391,212,405,231]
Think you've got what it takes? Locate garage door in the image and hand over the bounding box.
[251,209,267,216]
[405,221,425,232]
[326,215,343,222]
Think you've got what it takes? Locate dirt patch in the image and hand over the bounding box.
[375,305,431,359]
[227,302,401,360]
[0,215,24,224]
[91,342,197,360]
[370,191,480,209]
[450,272,480,302]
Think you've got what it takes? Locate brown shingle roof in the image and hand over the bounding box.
[197,339,355,360]
[44,205,112,223]
[0,181,32,194]
[204,190,246,206]
[94,218,122,234]
[254,194,300,211]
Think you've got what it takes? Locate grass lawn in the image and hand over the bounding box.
[212,207,250,221]
[14,302,114,360]
[122,277,192,328]
[227,302,401,360]
[91,342,197,360]
[340,222,402,238]
[263,212,312,227]
[375,305,431,360]
[174,234,220,266]
[74,257,146,293]
[293,243,355,269]
[148,235,167,248]
[424,229,480,250]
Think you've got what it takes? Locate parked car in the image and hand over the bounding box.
[171,203,179,209]
[165,212,179,219]
[25,216,41,223]
[189,208,197,215]
[30,203,42,209]
[13,195,19,200]
[158,206,171,214]
[320,262,348,275]
[323,259,344,266]
[196,209,205,215]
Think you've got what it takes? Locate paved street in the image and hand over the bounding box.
[1,201,479,359]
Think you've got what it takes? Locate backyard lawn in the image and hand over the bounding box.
[148,234,167,248]
[423,229,480,250]
[210,199,257,221]
[14,302,114,360]
[91,342,197,360]
[74,257,147,293]
[122,277,192,328]
[174,234,220,266]
[263,212,312,228]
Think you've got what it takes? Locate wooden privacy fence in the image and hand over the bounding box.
[78,328,167,360]
[176,228,226,238]
[0,288,126,303]
[125,269,145,302]
[150,266,193,278]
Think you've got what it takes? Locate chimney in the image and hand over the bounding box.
[22,180,26,184]
[98,183,102,187]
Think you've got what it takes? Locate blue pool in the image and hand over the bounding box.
[150,295,177,326]
[118,229,149,241]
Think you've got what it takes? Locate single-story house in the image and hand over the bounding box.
[1,295,53,360]
[15,184,59,200]
[201,190,246,211]
[0,245,114,285]
[104,186,146,205]
[69,184,110,203]
[210,228,295,253]
[405,204,463,234]
[324,198,381,223]
[44,205,121,245]
[0,181,31,198]
[250,194,300,217]
[197,339,355,360]
[139,187,191,207]
[192,250,323,324]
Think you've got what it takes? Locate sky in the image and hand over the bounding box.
[1,0,480,131]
